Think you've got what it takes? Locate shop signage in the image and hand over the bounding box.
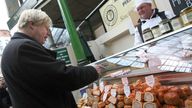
[99,0,135,31]
[169,0,192,15]
[7,0,38,30]
[55,47,71,65]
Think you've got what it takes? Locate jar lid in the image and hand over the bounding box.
[159,19,170,24]
[180,7,192,13]
[143,28,151,33]
[151,25,159,29]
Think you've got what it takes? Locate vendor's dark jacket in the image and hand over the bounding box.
[1,32,99,108]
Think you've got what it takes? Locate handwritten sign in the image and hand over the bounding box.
[169,0,192,15]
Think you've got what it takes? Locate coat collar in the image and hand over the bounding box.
[12,32,37,42]
[12,32,57,58]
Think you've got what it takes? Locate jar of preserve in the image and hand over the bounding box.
[171,15,183,30]
[180,7,192,26]
[142,28,154,42]
[159,19,173,35]
[151,25,161,38]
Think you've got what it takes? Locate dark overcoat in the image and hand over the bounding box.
[1,32,99,108]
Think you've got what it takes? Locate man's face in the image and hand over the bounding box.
[136,3,152,19]
[32,24,50,44]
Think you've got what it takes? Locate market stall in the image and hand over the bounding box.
[78,24,192,108]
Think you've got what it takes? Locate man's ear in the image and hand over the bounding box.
[28,21,34,30]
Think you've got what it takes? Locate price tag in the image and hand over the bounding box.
[121,77,129,85]
[103,93,108,102]
[104,85,110,93]
[124,84,130,97]
[93,83,98,89]
[82,93,88,99]
[145,75,155,87]
[99,81,104,93]
[86,89,92,97]
[111,89,117,97]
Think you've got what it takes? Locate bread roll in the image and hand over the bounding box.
[112,84,119,89]
[117,87,124,95]
[117,95,124,101]
[92,89,101,96]
[157,86,169,93]
[124,105,132,108]
[180,85,191,99]
[163,92,180,105]
[105,103,115,108]
[162,104,177,108]
[157,91,164,104]
[135,91,144,101]
[144,92,155,102]
[124,96,133,105]
[107,96,117,104]
[185,96,192,108]
[143,102,157,108]
[117,101,124,108]
[132,101,142,108]
[98,101,105,108]
[105,99,110,105]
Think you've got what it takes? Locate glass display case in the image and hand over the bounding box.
[77,25,192,108]
[89,24,192,84]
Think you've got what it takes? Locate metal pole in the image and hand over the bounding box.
[57,0,87,62]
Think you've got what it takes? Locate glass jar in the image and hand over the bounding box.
[171,15,183,30]
[180,7,192,26]
[142,28,154,42]
[151,25,161,38]
[159,19,173,35]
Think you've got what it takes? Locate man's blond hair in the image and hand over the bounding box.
[18,9,52,29]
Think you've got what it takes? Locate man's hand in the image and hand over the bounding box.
[94,65,105,77]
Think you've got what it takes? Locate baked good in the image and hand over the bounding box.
[163,92,180,105]
[143,102,157,108]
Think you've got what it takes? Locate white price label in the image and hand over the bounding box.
[124,85,130,97]
[99,81,104,93]
[103,93,108,102]
[145,75,155,87]
[93,83,98,89]
[104,85,110,93]
[82,93,88,99]
[121,77,129,85]
[111,89,117,97]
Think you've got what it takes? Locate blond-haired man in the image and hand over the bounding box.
[1,9,102,108]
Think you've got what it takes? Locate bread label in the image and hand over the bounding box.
[104,85,110,93]
[82,93,88,99]
[93,83,98,89]
[99,81,104,93]
[121,77,129,85]
[103,93,108,102]
[111,89,117,97]
[145,75,155,87]
[124,85,131,97]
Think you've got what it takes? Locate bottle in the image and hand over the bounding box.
[142,28,154,42]
[151,25,161,38]
[159,19,173,35]
[170,15,183,30]
[180,7,192,26]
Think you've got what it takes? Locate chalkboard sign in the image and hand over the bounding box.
[169,0,192,15]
